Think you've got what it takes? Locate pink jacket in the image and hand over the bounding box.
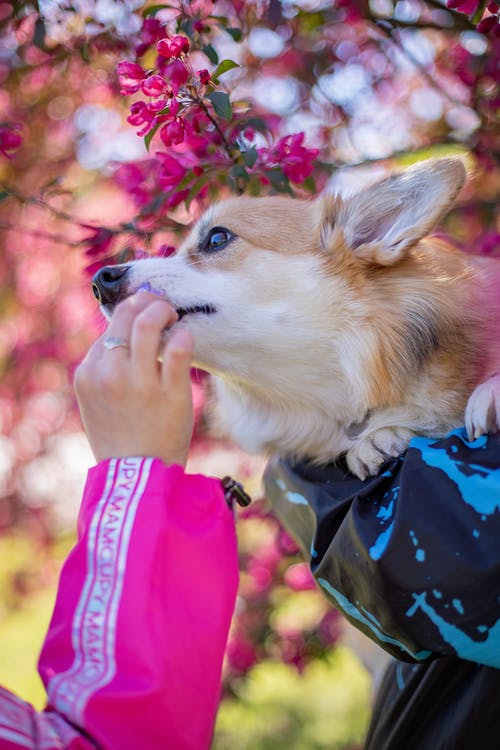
[0,458,239,749]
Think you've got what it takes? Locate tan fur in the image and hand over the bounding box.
[98,158,500,478]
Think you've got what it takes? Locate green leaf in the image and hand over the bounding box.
[207,91,232,121]
[472,0,487,24]
[212,59,239,82]
[203,44,219,65]
[267,168,293,195]
[208,14,229,24]
[144,122,162,152]
[231,165,249,180]
[33,18,46,51]
[244,117,271,135]
[80,42,90,63]
[170,170,197,193]
[0,191,10,203]
[226,27,242,42]
[229,165,250,193]
[180,18,194,38]
[242,147,258,168]
[301,176,317,194]
[186,173,213,209]
[143,4,175,17]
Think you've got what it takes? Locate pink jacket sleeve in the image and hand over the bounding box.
[0,457,239,750]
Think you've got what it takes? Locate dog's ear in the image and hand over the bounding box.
[328,158,466,266]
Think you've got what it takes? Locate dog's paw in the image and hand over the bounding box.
[465,374,500,441]
[346,426,415,480]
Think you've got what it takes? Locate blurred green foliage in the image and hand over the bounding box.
[0,585,53,710]
[214,647,371,749]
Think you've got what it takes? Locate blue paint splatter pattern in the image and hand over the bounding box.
[264,428,500,667]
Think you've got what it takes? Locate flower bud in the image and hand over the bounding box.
[198,68,211,85]
[157,34,190,59]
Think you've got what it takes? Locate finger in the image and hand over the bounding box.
[161,328,194,386]
[106,292,162,335]
[161,328,194,413]
[97,292,165,358]
[129,299,179,382]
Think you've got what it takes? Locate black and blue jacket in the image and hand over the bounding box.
[264,428,500,749]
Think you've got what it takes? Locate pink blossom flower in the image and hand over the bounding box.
[81,226,114,258]
[284,562,317,592]
[335,0,363,20]
[166,97,180,117]
[160,116,188,147]
[114,160,161,208]
[158,244,176,257]
[279,531,300,555]
[197,68,211,85]
[157,154,186,189]
[483,37,500,79]
[157,35,190,59]
[141,74,172,98]
[159,59,190,94]
[117,61,145,95]
[142,17,165,44]
[318,610,341,646]
[166,189,190,208]
[279,133,319,182]
[136,17,166,56]
[181,131,212,159]
[127,101,165,136]
[446,0,480,14]
[259,132,319,184]
[247,560,272,592]
[0,123,22,158]
[447,43,476,85]
[477,14,498,32]
[226,633,258,674]
[278,634,308,671]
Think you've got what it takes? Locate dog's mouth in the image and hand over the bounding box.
[175,304,217,320]
[101,300,217,325]
[133,283,216,321]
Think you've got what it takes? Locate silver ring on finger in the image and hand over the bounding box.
[104,336,130,351]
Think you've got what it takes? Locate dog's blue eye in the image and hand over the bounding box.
[204,227,232,253]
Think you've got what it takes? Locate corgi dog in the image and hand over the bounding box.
[92,158,500,479]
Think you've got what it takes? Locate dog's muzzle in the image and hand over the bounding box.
[92,264,130,306]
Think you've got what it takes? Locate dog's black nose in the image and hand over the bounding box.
[92,265,130,306]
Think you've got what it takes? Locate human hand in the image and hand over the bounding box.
[74,292,194,468]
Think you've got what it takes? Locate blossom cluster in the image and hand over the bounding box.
[224,497,341,677]
[115,10,320,219]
